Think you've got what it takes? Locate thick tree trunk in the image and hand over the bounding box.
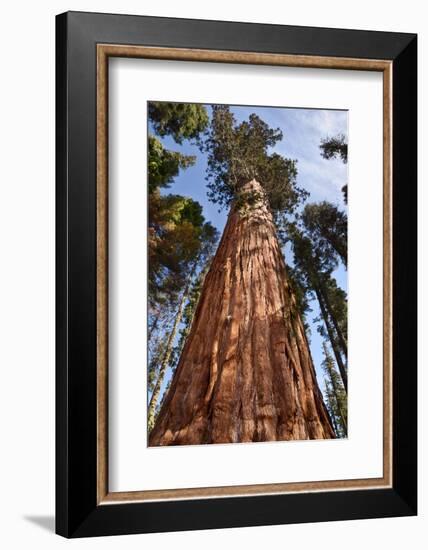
[149,180,334,445]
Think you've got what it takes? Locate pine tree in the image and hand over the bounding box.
[148,102,209,144]
[302,202,347,268]
[148,101,210,314]
[321,342,347,437]
[320,134,348,204]
[288,224,348,392]
[320,134,348,163]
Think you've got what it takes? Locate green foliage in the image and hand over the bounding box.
[149,102,209,144]
[302,202,347,268]
[147,101,219,416]
[203,105,305,213]
[320,134,348,204]
[289,202,348,379]
[148,338,167,392]
[148,192,211,306]
[287,220,338,276]
[286,265,312,331]
[286,220,347,379]
[148,135,195,194]
[320,134,348,163]
[148,101,212,309]
[322,277,347,342]
[322,343,347,437]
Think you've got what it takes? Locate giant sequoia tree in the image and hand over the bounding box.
[149,106,335,445]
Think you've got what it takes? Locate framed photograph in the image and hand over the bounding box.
[56,11,417,538]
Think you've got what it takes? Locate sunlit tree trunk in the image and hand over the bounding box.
[149,180,334,445]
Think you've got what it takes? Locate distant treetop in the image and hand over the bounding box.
[320,134,348,164]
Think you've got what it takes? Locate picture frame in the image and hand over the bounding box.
[56,10,417,538]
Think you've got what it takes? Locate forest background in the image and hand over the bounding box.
[148,102,349,438]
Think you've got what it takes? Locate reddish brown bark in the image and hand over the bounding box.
[149,180,334,445]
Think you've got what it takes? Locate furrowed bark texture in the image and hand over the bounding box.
[149,180,334,445]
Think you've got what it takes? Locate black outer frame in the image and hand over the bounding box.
[56,11,417,538]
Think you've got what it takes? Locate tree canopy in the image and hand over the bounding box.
[149,102,209,144]
[302,201,347,267]
[322,342,347,437]
[320,133,348,204]
[203,105,306,215]
[286,220,348,391]
[147,101,220,430]
[148,102,212,306]
[320,133,348,163]
[148,136,195,194]
[148,193,210,303]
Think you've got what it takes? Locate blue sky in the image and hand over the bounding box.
[153,104,348,397]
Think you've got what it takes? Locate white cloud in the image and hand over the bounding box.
[269,107,348,206]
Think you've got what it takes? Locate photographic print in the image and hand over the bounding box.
[147,101,348,447]
[57,14,417,536]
